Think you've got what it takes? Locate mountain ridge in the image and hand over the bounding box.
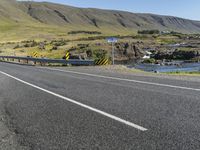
[18,1,200,33]
[19,1,200,22]
[0,0,200,42]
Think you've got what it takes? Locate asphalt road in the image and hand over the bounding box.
[0,62,200,150]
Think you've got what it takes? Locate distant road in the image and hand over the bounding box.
[0,62,200,150]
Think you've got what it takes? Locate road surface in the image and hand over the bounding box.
[0,62,200,150]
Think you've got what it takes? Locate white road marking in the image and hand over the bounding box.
[40,67,200,92]
[0,71,147,131]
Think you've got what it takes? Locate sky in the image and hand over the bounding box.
[31,0,200,21]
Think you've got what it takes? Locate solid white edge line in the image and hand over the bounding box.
[0,71,147,131]
[40,67,200,92]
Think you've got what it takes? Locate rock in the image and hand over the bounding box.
[154,49,200,60]
[114,42,145,61]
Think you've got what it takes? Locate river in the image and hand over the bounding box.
[134,62,200,73]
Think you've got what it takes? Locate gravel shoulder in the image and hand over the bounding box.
[0,102,24,150]
[0,77,29,150]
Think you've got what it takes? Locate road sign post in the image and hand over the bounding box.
[107,37,118,65]
[112,42,114,65]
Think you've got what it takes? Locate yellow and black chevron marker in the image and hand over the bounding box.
[65,52,70,60]
[95,58,109,65]
[32,51,38,57]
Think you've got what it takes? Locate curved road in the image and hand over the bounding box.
[0,62,200,150]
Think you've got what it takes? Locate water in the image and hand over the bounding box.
[134,62,200,73]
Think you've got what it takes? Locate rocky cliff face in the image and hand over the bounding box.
[115,43,145,62]
[154,49,200,60]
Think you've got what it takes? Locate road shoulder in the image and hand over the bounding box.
[0,100,29,150]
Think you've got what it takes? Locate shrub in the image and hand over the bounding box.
[93,49,108,60]
[143,58,156,64]
[138,30,160,34]
[68,30,102,35]
[50,39,68,46]
[14,45,20,49]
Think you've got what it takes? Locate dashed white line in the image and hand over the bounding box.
[40,67,200,92]
[0,71,148,131]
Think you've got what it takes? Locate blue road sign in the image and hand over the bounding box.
[107,37,118,43]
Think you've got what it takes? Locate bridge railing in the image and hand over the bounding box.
[0,56,94,66]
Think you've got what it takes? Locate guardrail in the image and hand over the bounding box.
[0,56,94,66]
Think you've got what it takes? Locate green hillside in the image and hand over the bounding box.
[0,0,200,42]
[20,1,200,33]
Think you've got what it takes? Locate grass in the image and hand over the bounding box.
[164,71,200,76]
[155,35,180,44]
[0,22,138,59]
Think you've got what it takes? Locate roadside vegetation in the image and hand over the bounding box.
[164,71,200,76]
[1,31,200,64]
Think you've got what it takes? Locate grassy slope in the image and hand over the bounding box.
[0,1,133,42]
[20,1,200,33]
[1,0,200,42]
